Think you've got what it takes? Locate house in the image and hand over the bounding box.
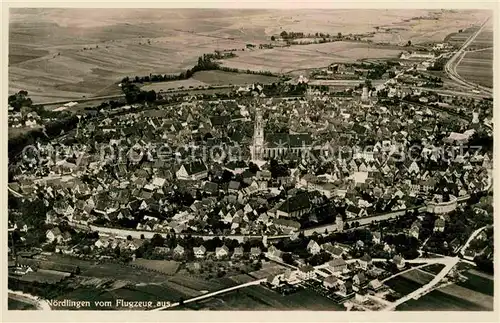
[154,247,170,254]
[282,269,300,285]
[215,246,230,259]
[55,245,74,255]
[307,240,321,255]
[266,245,283,261]
[297,265,316,280]
[94,238,110,249]
[392,255,406,270]
[273,218,301,233]
[372,232,381,244]
[368,279,384,292]
[250,247,262,258]
[193,245,207,258]
[337,280,353,297]
[267,274,281,287]
[353,272,368,291]
[126,239,144,251]
[276,193,311,218]
[323,275,339,289]
[323,244,345,259]
[14,265,35,276]
[328,259,347,273]
[15,222,29,233]
[228,181,241,193]
[345,205,367,218]
[476,231,488,241]
[232,247,244,259]
[46,227,63,243]
[409,226,420,239]
[359,254,372,270]
[176,160,208,181]
[173,245,185,256]
[203,182,219,195]
[434,218,445,232]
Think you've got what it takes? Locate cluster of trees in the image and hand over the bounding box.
[8,114,80,159]
[8,197,51,250]
[8,90,33,111]
[121,51,277,88]
[427,57,447,71]
[121,83,157,105]
[278,31,340,40]
[474,253,493,274]
[366,62,393,80]
[217,66,278,77]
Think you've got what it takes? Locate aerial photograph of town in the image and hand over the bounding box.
[7,7,494,313]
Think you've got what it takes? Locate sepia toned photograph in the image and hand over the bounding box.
[6,4,494,314]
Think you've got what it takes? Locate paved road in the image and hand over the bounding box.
[151,278,265,311]
[459,225,491,256]
[8,290,52,311]
[407,86,491,99]
[33,94,125,108]
[382,256,459,311]
[8,186,23,198]
[444,18,492,96]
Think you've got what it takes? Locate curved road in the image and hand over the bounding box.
[8,290,52,311]
[459,225,492,256]
[382,256,459,311]
[444,18,492,96]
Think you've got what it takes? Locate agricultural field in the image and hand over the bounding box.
[8,298,36,310]
[130,259,180,275]
[247,261,288,280]
[192,70,279,85]
[52,284,189,310]
[384,275,424,296]
[456,270,494,297]
[398,282,493,311]
[469,19,494,49]
[456,48,493,88]
[367,10,489,45]
[141,70,279,92]
[445,27,478,47]
[141,79,208,92]
[185,285,346,311]
[9,9,490,103]
[396,269,494,311]
[45,254,176,284]
[220,41,404,74]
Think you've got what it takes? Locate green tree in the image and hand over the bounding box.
[271,35,276,41]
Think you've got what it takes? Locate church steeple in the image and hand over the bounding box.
[252,108,265,161]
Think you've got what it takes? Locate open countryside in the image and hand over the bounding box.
[9,8,489,103]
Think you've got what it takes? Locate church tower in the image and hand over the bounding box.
[361,86,369,103]
[252,108,265,161]
[472,110,479,124]
[336,214,344,232]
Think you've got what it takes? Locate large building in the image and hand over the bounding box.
[251,109,313,160]
[251,108,265,161]
[361,86,369,103]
